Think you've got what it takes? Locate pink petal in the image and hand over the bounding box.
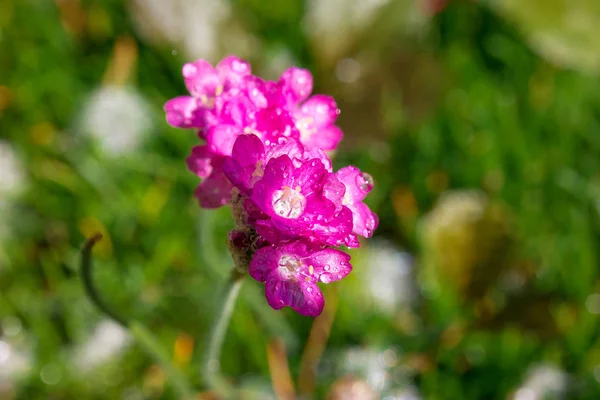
[206,125,242,156]
[300,125,343,151]
[214,92,255,127]
[249,245,280,282]
[293,158,328,195]
[335,166,374,204]
[322,174,346,211]
[309,206,354,247]
[194,171,232,209]
[222,134,266,193]
[216,56,252,87]
[232,134,265,166]
[344,233,360,248]
[265,270,324,317]
[253,218,294,244]
[349,202,378,238]
[164,96,204,129]
[265,138,304,163]
[182,60,220,98]
[303,147,332,171]
[299,95,339,128]
[279,67,313,105]
[244,76,269,108]
[301,193,336,221]
[251,156,294,213]
[306,248,352,284]
[186,145,214,178]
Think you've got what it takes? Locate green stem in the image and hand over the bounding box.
[203,268,245,396]
[80,234,195,400]
[80,234,128,327]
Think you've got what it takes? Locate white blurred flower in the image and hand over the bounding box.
[384,386,422,400]
[130,0,256,61]
[0,140,26,196]
[340,347,395,392]
[513,364,568,400]
[80,85,152,156]
[0,339,33,386]
[305,0,392,62]
[74,320,131,372]
[363,240,417,313]
[333,347,419,398]
[0,141,26,262]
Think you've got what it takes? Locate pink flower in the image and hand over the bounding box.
[250,241,352,316]
[165,55,378,316]
[164,56,251,130]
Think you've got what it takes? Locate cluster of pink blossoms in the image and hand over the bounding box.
[164,56,378,317]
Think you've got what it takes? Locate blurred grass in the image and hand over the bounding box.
[2,0,600,399]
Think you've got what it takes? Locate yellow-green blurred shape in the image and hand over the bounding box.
[491,0,600,73]
[420,190,514,302]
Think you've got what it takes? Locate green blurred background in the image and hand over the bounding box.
[2,0,600,399]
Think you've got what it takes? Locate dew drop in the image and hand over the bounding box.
[320,274,332,283]
[265,140,271,146]
[306,286,313,293]
[324,265,330,271]
[356,172,374,192]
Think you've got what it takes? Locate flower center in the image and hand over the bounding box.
[278,255,302,281]
[272,186,305,219]
[199,94,215,109]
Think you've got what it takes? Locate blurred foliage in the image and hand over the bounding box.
[2,0,600,399]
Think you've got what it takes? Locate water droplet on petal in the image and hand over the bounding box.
[356,172,374,192]
[320,274,332,283]
[324,265,330,271]
[306,286,313,293]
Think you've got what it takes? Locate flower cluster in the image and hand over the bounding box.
[165,56,378,316]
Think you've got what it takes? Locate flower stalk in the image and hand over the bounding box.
[80,234,195,400]
[202,268,245,396]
